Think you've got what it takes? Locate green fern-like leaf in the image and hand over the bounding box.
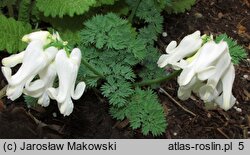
[0,14,32,53]
[109,106,128,120]
[81,13,146,60]
[215,34,247,64]
[36,0,96,18]
[108,64,136,81]
[24,95,38,108]
[166,0,196,13]
[94,0,118,6]
[59,29,80,46]
[0,0,16,7]
[18,0,31,22]
[139,46,166,87]
[127,88,167,136]
[101,77,133,107]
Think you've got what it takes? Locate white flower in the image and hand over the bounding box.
[176,40,236,111]
[1,40,58,100]
[2,51,25,67]
[23,63,57,107]
[177,41,228,86]
[198,51,232,102]
[48,48,86,116]
[157,31,202,69]
[214,63,236,110]
[177,76,204,100]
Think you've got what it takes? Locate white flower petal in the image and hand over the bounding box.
[177,67,196,86]
[71,82,86,100]
[216,63,235,110]
[7,40,46,85]
[24,77,44,97]
[198,52,231,101]
[47,88,58,100]
[58,98,74,116]
[6,83,25,101]
[178,41,228,85]
[166,41,177,53]
[178,76,203,100]
[2,51,25,67]
[157,31,202,69]
[38,93,50,107]
[157,54,170,68]
[1,67,12,84]
[196,66,216,81]
[53,50,72,103]
[22,31,50,44]
[70,48,82,66]
[194,41,228,72]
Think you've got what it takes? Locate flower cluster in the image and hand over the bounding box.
[1,31,86,116]
[158,31,236,111]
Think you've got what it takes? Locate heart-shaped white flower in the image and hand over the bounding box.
[48,48,86,116]
[1,40,58,100]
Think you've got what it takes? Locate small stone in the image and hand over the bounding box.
[207,113,211,118]
[243,74,248,79]
[162,32,168,37]
[236,108,242,113]
[52,112,57,118]
[218,12,223,19]
[236,101,239,105]
[194,12,203,19]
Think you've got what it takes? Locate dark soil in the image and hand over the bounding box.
[0,0,249,139]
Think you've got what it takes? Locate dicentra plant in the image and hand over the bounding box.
[0,0,247,136]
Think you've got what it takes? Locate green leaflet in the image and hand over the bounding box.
[127,88,167,136]
[18,0,31,23]
[79,10,168,136]
[80,13,146,60]
[0,14,32,53]
[165,0,196,13]
[215,34,247,64]
[109,106,128,120]
[24,95,38,108]
[58,29,80,46]
[94,0,118,6]
[0,0,16,7]
[36,0,96,18]
[101,77,134,107]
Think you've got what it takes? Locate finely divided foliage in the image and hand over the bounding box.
[215,34,247,64]
[127,88,167,136]
[166,0,196,13]
[0,0,16,7]
[80,12,167,136]
[36,0,96,17]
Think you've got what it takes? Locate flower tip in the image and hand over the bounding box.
[193,30,201,36]
[22,35,30,43]
[166,41,177,53]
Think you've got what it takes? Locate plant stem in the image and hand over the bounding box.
[81,58,104,78]
[7,5,14,17]
[133,70,181,87]
[128,0,142,23]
